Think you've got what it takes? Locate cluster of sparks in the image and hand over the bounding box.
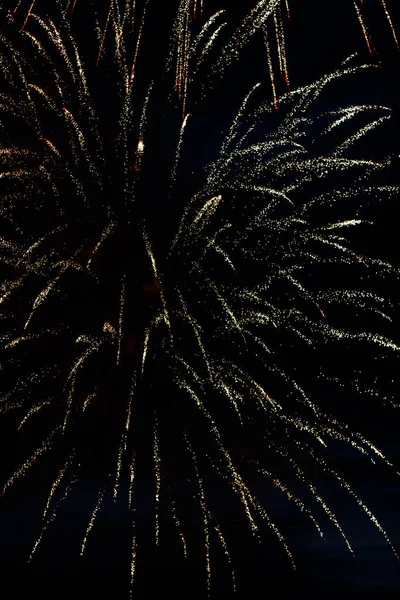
[8,1,400,112]
[0,0,399,597]
[353,0,399,54]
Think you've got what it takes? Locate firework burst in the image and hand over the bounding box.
[0,0,399,597]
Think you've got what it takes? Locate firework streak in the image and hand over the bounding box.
[0,1,399,596]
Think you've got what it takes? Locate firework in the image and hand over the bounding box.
[0,1,399,597]
[8,1,399,106]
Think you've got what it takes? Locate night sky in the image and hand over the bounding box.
[0,1,400,598]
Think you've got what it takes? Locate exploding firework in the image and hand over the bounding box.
[8,1,399,107]
[0,0,399,597]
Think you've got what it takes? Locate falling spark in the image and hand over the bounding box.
[213,520,236,592]
[353,1,373,54]
[380,0,399,49]
[81,488,105,555]
[285,0,291,21]
[185,435,211,594]
[265,29,278,109]
[171,112,191,185]
[169,496,187,557]
[128,453,136,510]
[129,525,137,599]
[96,2,113,66]
[312,452,400,561]
[154,413,161,545]
[117,272,126,365]
[129,2,148,82]
[9,0,23,23]
[21,0,36,30]
[1,428,59,496]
